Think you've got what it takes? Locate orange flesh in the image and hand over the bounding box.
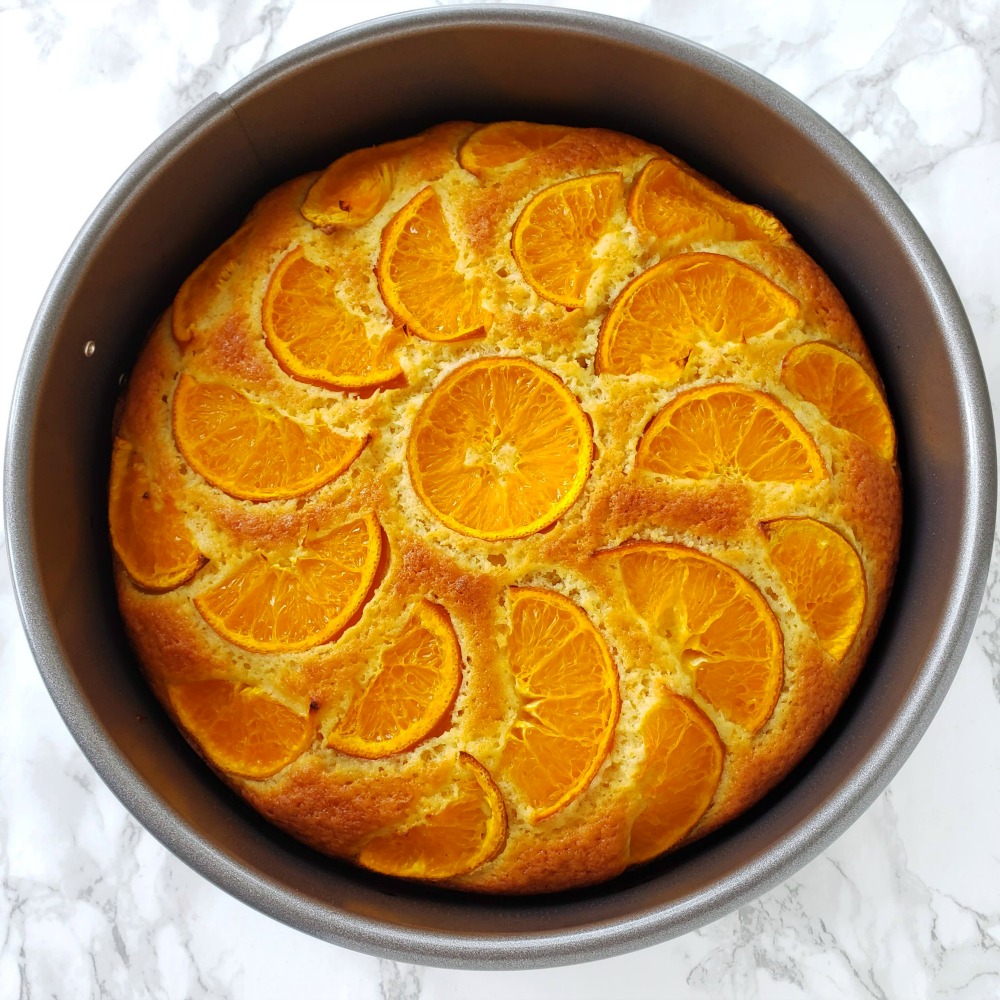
[168,680,313,779]
[636,384,826,483]
[195,514,381,654]
[615,543,784,732]
[407,357,593,540]
[108,437,204,592]
[500,587,621,820]
[327,601,462,758]
[458,121,570,174]
[598,253,800,378]
[357,752,508,879]
[629,688,725,863]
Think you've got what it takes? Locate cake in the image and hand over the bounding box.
[108,121,902,893]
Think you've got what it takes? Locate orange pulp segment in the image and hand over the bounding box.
[500,587,621,821]
[262,248,404,390]
[612,542,783,732]
[763,517,867,661]
[511,172,624,307]
[628,157,791,245]
[328,601,462,758]
[636,384,826,483]
[377,186,492,341]
[629,687,725,863]
[172,374,367,501]
[300,137,419,229]
[458,121,570,175]
[407,357,593,540]
[781,342,896,461]
[195,513,381,653]
[597,252,800,378]
[357,752,508,879]
[172,224,253,344]
[168,679,313,779]
[109,437,204,592]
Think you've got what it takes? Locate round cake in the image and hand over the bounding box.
[109,121,901,893]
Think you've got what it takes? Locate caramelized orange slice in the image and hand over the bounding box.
[512,173,624,306]
[357,752,508,879]
[300,137,419,229]
[168,680,313,779]
[763,517,867,661]
[328,601,462,758]
[629,687,725,864]
[636,384,825,483]
[109,438,204,592]
[500,587,621,821]
[458,121,570,175]
[782,342,896,461]
[598,253,800,378]
[377,186,491,341]
[407,357,593,540]
[172,374,366,501]
[262,248,404,390]
[195,514,381,653]
[629,157,790,245]
[172,224,253,344]
[612,542,783,732]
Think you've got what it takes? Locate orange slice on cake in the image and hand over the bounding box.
[636,384,825,483]
[762,517,867,661]
[610,542,783,732]
[262,248,404,391]
[458,121,570,175]
[328,601,462,758]
[629,687,725,864]
[168,680,313,779]
[195,514,381,654]
[597,253,800,379]
[109,438,205,592]
[628,157,791,245]
[781,342,896,461]
[407,357,593,540]
[377,186,492,341]
[512,173,624,306]
[500,587,621,821]
[357,752,508,879]
[172,375,366,501]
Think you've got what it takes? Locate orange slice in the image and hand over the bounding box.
[357,752,508,879]
[377,186,491,341]
[511,173,624,307]
[763,517,867,661]
[500,587,621,821]
[300,137,419,229]
[407,357,593,540]
[262,248,404,391]
[636,384,826,483]
[629,157,790,245]
[328,601,462,758]
[172,374,366,501]
[597,253,800,378]
[172,224,253,344]
[782,342,896,461]
[195,513,381,653]
[109,438,204,592]
[458,121,570,175]
[611,542,783,732]
[168,680,313,779]
[629,687,725,864]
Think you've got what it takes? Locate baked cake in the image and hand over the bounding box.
[109,122,902,893]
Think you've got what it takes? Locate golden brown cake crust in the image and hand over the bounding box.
[112,122,902,894]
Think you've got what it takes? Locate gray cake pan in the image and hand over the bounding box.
[5,6,995,971]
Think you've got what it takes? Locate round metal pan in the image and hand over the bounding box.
[5,6,995,971]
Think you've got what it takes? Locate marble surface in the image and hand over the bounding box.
[1,0,999,996]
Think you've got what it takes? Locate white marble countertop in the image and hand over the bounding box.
[1,1,999,997]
